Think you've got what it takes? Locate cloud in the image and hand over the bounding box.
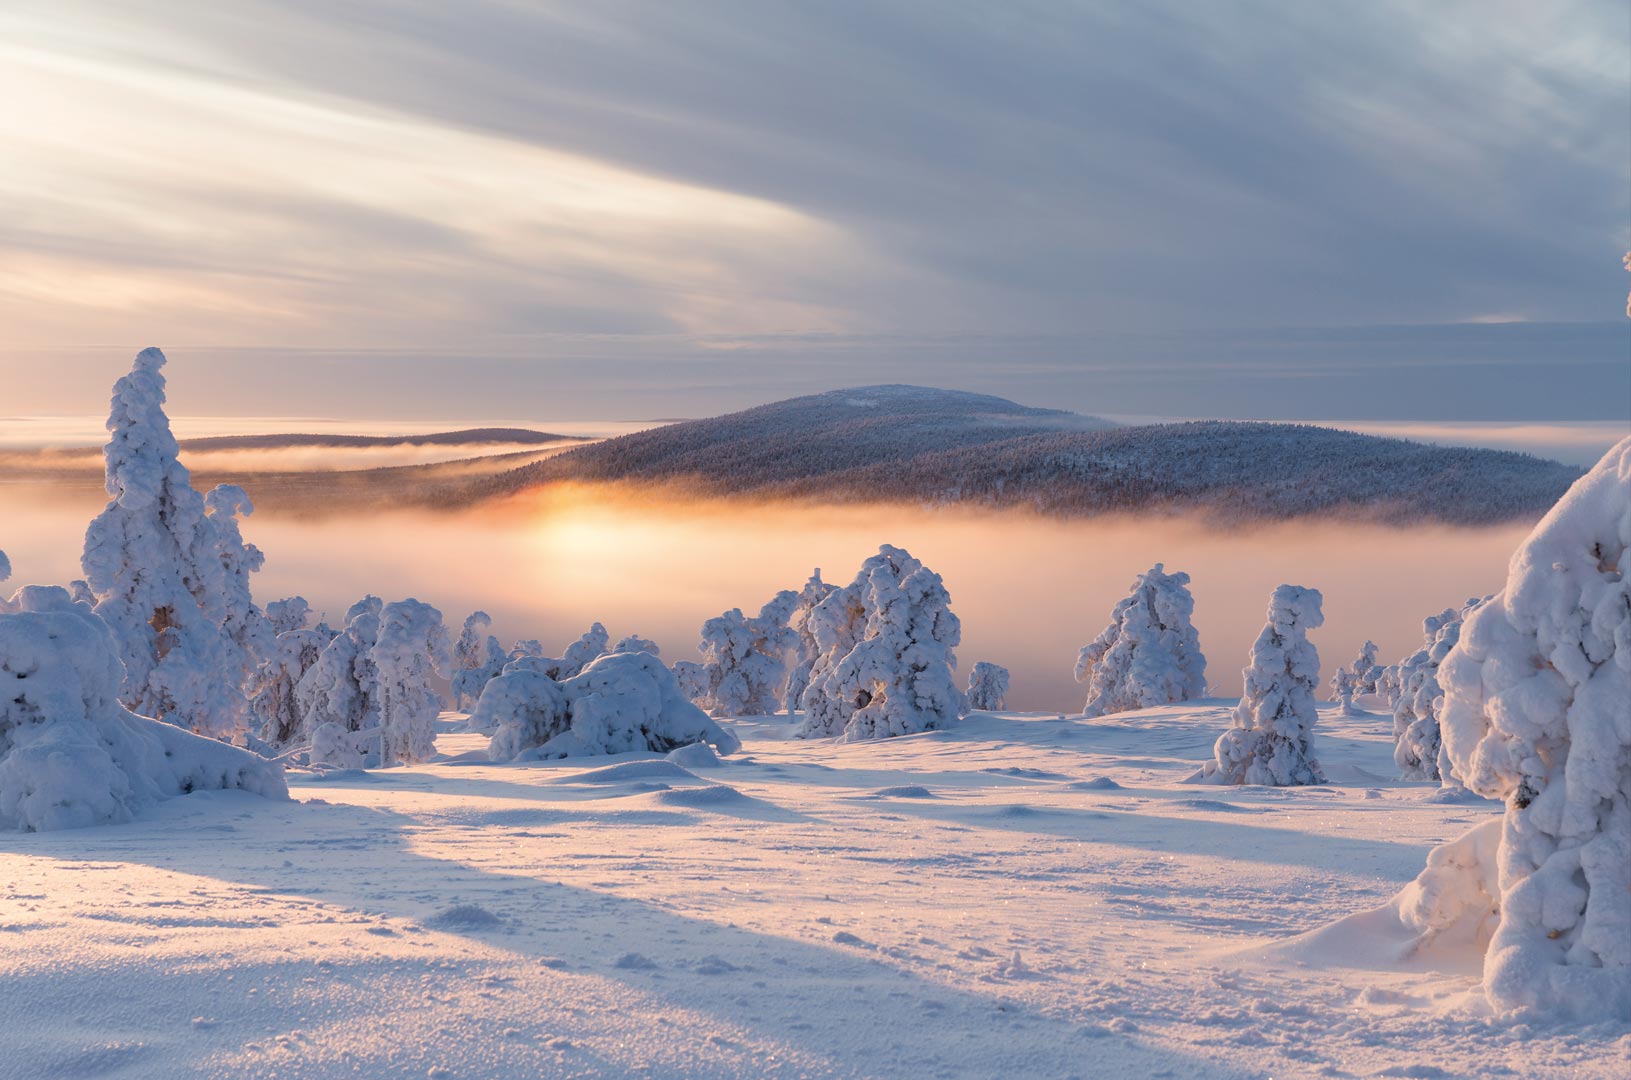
[0,0,1625,417]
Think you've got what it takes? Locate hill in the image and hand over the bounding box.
[473,387,1581,524]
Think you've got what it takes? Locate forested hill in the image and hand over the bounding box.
[470,386,1581,524]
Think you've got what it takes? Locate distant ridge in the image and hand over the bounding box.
[470,385,1581,525]
[180,428,585,451]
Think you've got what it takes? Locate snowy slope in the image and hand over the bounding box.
[1,701,1613,1079]
[476,387,1580,524]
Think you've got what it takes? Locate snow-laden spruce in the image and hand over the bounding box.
[783,569,836,715]
[1074,564,1206,718]
[1391,600,1483,784]
[612,634,660,657]
[371,600,451,766]
[965,661,1010,712]
[1195,584,1326,786]
[295,604,382,762]
[0,584,287,831]
[264,596,314,635]
[249,628,330,746]
[479,651,740,761]
[452,612,508,710]
[1330,639,1380,714]
[693,591,799,716]
[0,550,10,585]
[80,348,272,737]
[1431,437,1631,1021]
[798,545,964,742]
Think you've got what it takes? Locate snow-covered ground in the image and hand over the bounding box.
[1,705,1620,1079]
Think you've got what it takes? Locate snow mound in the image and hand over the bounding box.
[1067,776,1123,790]
[0,590,288,831]
[653,784,750,808]
[867,785,938,799]
[666,742,724,769]
[480,652,741,761]
[424,904,505,931]
[568,760,699,785]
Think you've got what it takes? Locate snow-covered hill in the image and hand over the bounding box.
[475,387,1581,524]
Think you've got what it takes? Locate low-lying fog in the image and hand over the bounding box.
[2,480,1529,712]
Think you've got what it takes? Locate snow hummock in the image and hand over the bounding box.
[1195,585,1326,786]
[1075,564,1207,718]
[0,586,287,831]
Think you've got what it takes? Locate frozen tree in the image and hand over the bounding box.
[508,638,545,662]
[1392,601,1483,784]
[783,569,836,715]
[264,596,313,635]
[1074,564,1207,718]
[295,605,382,745]
[1330,668,1360,716]
[1353,640,1382,694]
[695,591,799,717]
[1196,585,1326,786]
[346,595,383,624]
[560,621,610,676]
[80,348,268,737]
[372,599,452,766]
[671,659,709,706]
[249,628,329,746]
[203,483,274,730]
[0,550,9,585]
[964,661,1010,712]
[798,545,964,742]
[452,612,508,710]
[612,634,661,656]
[1432,438,1630,1021]
[480,651,741,761]
[0,585,287,831]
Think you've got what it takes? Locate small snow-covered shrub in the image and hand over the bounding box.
[1196,584,1326,786]
[783,569,836,715]
[612,634,661,657]
[481,651,739,761]
[694,591,799,717]
[1075,564,1206,718]
[372,599,451,766]
[1391,600,1483,784]
[0,586,287,831]
[1435,438,1630,1021]
[798,545,964,742]
[264,596,313,635]
[965,661,1010,712]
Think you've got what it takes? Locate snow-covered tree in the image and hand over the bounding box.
[671,659,709,705]
[1432,437,1630,1021]
[783,568,836,715]
[508,638,545,662]
[965,661,1010,712]
[264,596,314,635]
[372,599,451,766]
[1074,564,1207,718]
[295,605,382,743]
[480,651,741,761]
[1331,668,1359,716]
[249,628,329,746]
[452,612,508,710]
[0,550,9,585]
[560,621,610,675]
[798,545,964,742]
[80,348,268,738]
[694,591,799,717]
[1196,584,1326,786]
[1329,640,1381,714]
[0,585,287,831]
[1392,601,1483,784]
[612,633,661,656]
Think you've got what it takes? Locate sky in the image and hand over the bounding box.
[2,0,1628,421]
